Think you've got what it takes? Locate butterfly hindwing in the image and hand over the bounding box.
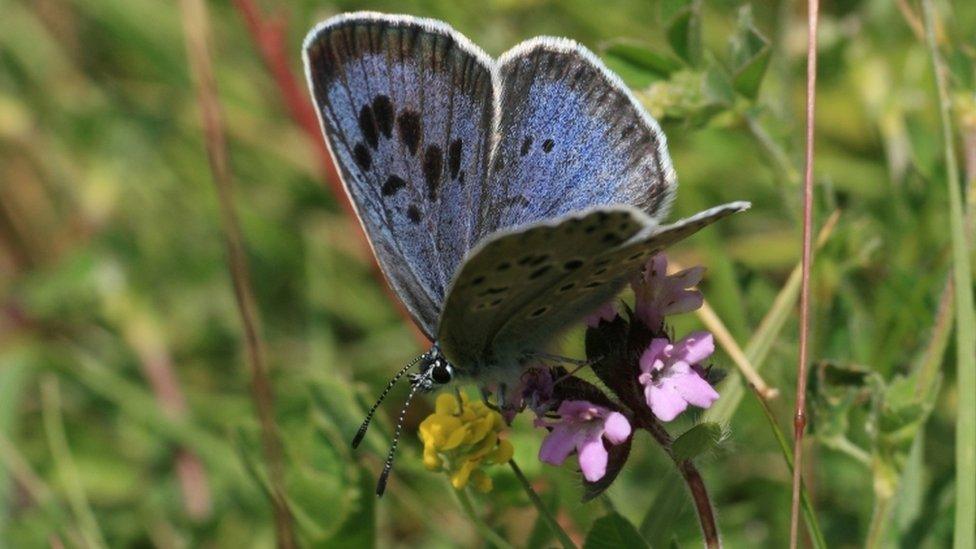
[474,38,676,240]
[438,206,653,378]
[439,202,749,378]
[492,200,751,348]
[304,14,495,337]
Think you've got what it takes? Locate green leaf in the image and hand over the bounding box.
[729,5,772,99]
[584,512,649,549]
[639,470,688,544]
[663,0,702,66]
[671,422,723,462]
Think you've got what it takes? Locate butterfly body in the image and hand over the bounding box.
[303,11,747,401]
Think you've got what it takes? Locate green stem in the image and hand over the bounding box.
[922,3,976,549]
[749,384,828,549]
[509,460,578,549]
[865,493,893,549]
[454,486,516,549]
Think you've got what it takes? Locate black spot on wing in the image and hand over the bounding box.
[406,204,421,224]
[382,175,406,196]
[423,145,443,200]
[353,143,371,171]
[397,110,422,156]
[448,139,462,180]
[530,307,548,318]
[372,95,394,138]
[542,138,554,153]
[520,136,533,156]
[529,265,551,279]
[358,105,379,150]
[563,259,583,271]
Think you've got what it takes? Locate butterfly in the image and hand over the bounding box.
[302,12,749,494]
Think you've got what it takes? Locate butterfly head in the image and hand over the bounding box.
[409,344,455,390]
[351,343,459,495]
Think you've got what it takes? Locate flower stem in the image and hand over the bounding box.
[454,486,516,549]
[640,419,720,548]
[677,460,720,548]
[509,460,578,549]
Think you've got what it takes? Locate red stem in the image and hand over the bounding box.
[790,0,820,547]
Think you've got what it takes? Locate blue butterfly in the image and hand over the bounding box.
[303,12,748,493]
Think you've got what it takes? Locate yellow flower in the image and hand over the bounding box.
[418,392,514,492]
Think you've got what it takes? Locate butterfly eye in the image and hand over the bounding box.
[430,362,454,384]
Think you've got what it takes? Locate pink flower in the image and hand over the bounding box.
[632,254,705,330]
[536,400,631,482]
[638,331,719,422]
[584,301,619,328]
[501,367,555,424]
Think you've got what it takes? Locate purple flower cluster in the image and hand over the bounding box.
[503,253,721,490]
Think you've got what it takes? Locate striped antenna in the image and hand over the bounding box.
[375,369,430,496]
[351,351,427,449]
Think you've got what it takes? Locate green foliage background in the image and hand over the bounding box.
[1,0,974,546]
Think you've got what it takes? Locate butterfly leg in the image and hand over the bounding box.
[480,386,500,411]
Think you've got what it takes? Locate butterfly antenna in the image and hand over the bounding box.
[352,353,425,449]
[375,372,427,496]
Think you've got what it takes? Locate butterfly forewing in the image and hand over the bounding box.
[304,14,495,338]
[474,39,676,241]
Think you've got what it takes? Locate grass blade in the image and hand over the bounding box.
[41,375,107,549]
[921,2,976,548]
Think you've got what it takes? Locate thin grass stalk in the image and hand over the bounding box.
[40,375,107,549]
[454,486,516,549]
[789,1,820,546]
[509,459,577,549]
[178,1,295,546]
[747,384,828,549]
[921,2,976,548]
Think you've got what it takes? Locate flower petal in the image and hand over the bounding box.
[646,383,688,422]
[577,430,609,482]
[602,412,632,445]
[538,425,577,466]
[639,338,672,374]
[556,400,602,420]
[491,439,514,464]
[668,266,705,289]
[435,392,462,415]
[663,289,704,316]
[672,331,714,366]
[670,371,720,408]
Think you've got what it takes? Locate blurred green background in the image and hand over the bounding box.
[1,0,974,547]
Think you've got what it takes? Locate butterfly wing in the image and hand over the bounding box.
[473,38,675,241]
[487,201,749,355]
[438,203,747,377]
[439,37,748,376]
[438,205,653,376]
[303,13,495,338]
